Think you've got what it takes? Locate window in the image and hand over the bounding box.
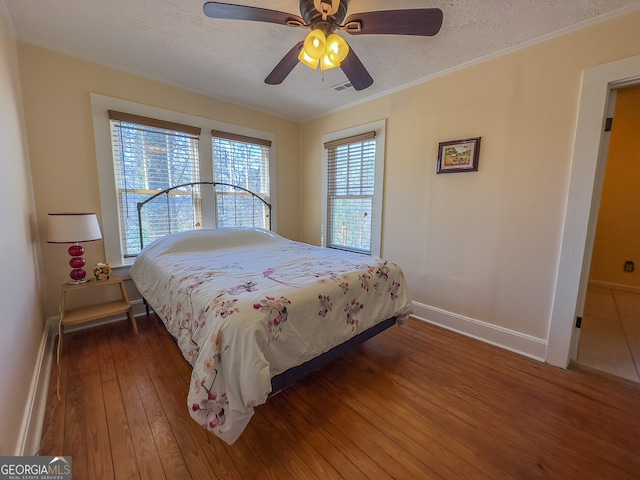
[322,120,385,256]
[212,130,271,229]
[92,94,276,266]
[109,111,202,257]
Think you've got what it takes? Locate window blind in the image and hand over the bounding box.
[325,131,377,254]
[110,113,201,256]
[212,130,271,229]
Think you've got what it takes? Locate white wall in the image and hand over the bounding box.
[0,5,46,455]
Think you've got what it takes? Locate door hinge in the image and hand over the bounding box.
[604,117,613,132]
[575,316,582,328]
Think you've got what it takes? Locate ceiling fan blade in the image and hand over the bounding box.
[340,48,373,91]
[203,2,304,26]
[265,41,304,85]
[343,8,443,36]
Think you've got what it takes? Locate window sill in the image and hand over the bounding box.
[111,264,132,280]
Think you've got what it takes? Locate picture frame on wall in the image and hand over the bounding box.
[436,137,481,174]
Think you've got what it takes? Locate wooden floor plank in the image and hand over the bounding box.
[285,386,396,480]
[132,321,194,480]
[101,378,141,480]
[320,353,513,479]
[96,327,140,480]
[230,414,311,480]
[382,321,640,478]
[273,390,373,480]
[295,372,444,479]
[336,345,539,478]
[108,323,168,480]
[253,395,341,480]
[84,344,114,479]
[60,331,91,479]
[357,328,555,477]
[39,315,640,480]
[143,319,243,479]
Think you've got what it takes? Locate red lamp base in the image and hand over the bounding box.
[68,243,88,284]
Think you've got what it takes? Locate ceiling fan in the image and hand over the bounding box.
[203,0,443,91]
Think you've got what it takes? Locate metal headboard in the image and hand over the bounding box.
[136,181,272,251]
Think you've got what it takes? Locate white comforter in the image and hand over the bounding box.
[129,228,413,444]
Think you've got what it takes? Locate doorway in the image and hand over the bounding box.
[576,84,640,382]
[547,54,640,369]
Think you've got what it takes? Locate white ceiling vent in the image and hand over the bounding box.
[332,81,353,92]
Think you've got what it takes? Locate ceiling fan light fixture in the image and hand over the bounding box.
[326,33,349,64]
[298,48,320,69]
[320,54,340,71]
[302,29,327,59]
[299,29,349,71]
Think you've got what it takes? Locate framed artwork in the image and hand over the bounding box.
[436,137,481,174]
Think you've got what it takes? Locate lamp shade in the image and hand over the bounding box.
[302,29,326,60]
[298,48,320,69]
[47,213,102,244]
[326,34,349,64]
[320,54,340,71]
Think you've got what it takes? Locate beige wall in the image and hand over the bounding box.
[300,11,640,344]
[0,12,45,454]
[590,84,640,288]
[16,43,300,318]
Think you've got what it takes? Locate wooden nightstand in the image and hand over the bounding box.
[59,277,138,351]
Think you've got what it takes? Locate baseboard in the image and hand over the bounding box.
[411,301,547,362]
[588,279,640,294]
[16,317,58,456]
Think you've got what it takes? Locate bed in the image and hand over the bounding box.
[129,184,413,445]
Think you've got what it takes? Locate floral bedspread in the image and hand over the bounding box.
[129,228,413,444]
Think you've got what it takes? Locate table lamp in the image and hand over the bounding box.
[47,213,103,284]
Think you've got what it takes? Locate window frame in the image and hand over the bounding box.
[91,93,277,266]
[109,111,203,258]
[321,119,386,257]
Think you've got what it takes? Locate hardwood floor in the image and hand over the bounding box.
[578,285,640,382]
[40,315,640,479]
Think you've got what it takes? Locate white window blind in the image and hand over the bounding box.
[212,130,271,229]
[325,131,377,254]
[109,110,201,256]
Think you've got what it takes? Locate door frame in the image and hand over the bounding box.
[547,54,640,367]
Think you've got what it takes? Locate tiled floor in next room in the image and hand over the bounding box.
[577,285,640,383]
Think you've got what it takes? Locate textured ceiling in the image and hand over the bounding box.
[4,0,640,121]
